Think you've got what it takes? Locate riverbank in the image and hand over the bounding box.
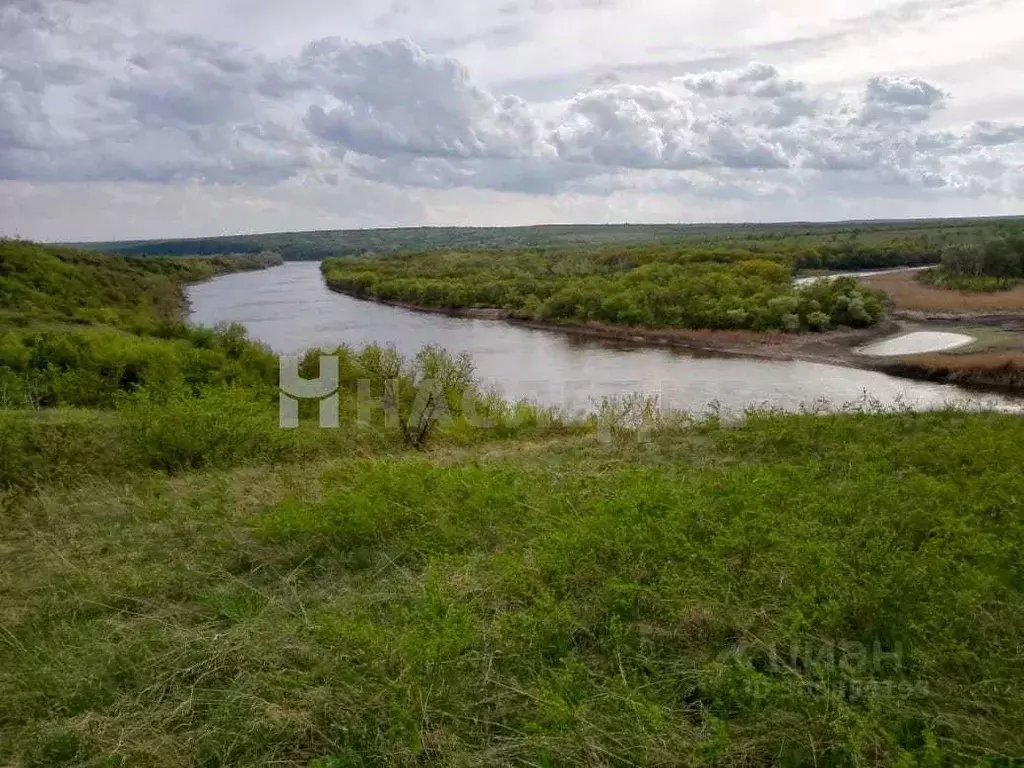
[319,288,897,362]
[852,270,1024,391]
[321,282,1024,396]
[876,354,1024,393]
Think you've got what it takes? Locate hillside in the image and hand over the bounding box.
[2,242,1024,765]
[0,240,281,409]
[69,216,1024,262]
[0,240,281,328]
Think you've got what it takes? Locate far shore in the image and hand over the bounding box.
[321,282,1024,396]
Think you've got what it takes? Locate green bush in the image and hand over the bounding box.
[118,386,296,473]
[0,324,278,409]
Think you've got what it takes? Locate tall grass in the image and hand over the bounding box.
[3,411,1024,765]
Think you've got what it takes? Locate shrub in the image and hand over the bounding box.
[348,345,477,449]
[118,386,296,472]
[322,245,889,333]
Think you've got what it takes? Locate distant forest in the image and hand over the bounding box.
[69,217,1024,267]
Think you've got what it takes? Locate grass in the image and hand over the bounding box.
[4,411,1024,765]
[945,327,1024,356]
[861,271,1024,313]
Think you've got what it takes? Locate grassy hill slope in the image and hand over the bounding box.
[1,241,1023,766]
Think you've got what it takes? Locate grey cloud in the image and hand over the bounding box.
[502,0,991,97]
[861,75,948,123]
[680,63,802,100]
[348,154,604,195]
[507,0,1002,108]
[550,85,704,170]
[914,131,960,151]
[548,84,790,172]
[969,121,1024,147]
[704,121,789,169]
[676,63,816,128]
[1,4,314,184]
[299,39,544,160]
[494,53,740,102]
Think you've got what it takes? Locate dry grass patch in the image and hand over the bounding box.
[881,352,1024,391]
[901,352,1024,373]
[861,271,1024,313]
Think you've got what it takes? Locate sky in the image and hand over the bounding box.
[1,0,1023,241]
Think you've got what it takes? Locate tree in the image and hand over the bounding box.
[357,345,477,449]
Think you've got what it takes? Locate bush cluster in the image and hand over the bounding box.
[323,246,886,332]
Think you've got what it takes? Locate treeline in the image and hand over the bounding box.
[791,240,942,271]
[72,217,1022,262]
[932,235,1024,290]
[322,244,886,332]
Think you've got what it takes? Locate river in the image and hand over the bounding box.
[187,262,1020,415]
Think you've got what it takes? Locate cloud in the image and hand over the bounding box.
[969,121,1024,147]
[300,38,546,161]
[0,0,1021,213]
[861,75,948,123]
[549,85,704,170]
[680,63,801,100]
[0,3,318,184]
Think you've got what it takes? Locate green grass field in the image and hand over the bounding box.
[5,410,1024,765]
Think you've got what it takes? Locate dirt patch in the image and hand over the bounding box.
[861,271,1024,314]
